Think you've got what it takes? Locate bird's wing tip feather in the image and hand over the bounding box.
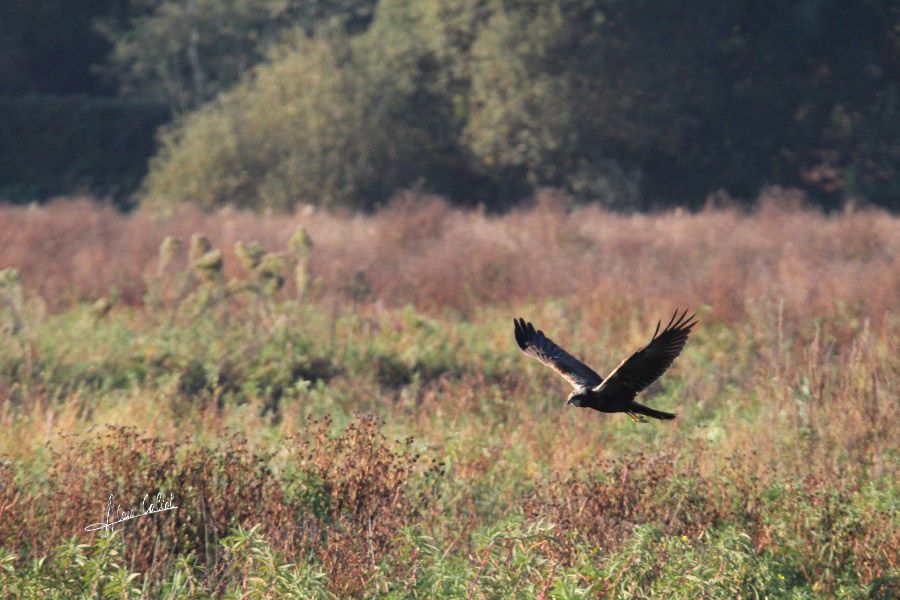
[664,308,698,333]
[514,317,532,351]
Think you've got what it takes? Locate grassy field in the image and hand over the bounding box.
[0,194,898,598]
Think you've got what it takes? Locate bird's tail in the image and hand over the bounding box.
[628,401,677,420]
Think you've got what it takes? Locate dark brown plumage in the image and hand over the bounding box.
[514,309,697,422]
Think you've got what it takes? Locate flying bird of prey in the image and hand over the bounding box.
[514,310,697,422]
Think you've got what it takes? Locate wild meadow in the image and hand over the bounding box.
[0,192,897,598]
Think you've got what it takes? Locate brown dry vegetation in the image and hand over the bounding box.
[0,417,436,596]
[1,189,896,321]
[0,190,898,597]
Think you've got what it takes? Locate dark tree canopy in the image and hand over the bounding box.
[0,0,128,95]
[1,0,898,211]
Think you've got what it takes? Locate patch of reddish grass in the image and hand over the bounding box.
[0,191,896,327]
[523,449,898,591]
[0,416,437,595]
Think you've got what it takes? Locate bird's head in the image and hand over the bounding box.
[566,390,589,407]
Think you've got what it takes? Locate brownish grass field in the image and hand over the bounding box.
[0,191,897,597]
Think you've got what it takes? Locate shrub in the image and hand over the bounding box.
[0,416,441,595]
[141,30,456,212]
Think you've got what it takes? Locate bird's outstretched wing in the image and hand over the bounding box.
[596,309,697,396]
[514,318,603,389]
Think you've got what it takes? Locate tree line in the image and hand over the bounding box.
[2,0,898,211]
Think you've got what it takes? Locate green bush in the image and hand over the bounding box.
[0,527,333,599]
[0,533,142,599]
[141,30,457,212]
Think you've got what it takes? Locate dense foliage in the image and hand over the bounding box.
[141,0,900,211]
[96,0,378,110]
[0,95,169,205]
[1,1,898,209]
[0,0,125,96]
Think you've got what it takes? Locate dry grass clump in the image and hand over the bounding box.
[523,450,723,557]
[523,449,898,592]
[1,426,295,586]
[0,416,439,594]
[284,415,443,595]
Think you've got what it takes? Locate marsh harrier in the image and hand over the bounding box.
[514,310,697,422]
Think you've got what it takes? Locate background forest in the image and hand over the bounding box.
[1,0,899,211]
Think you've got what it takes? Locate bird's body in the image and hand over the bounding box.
[513,310,697,422]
